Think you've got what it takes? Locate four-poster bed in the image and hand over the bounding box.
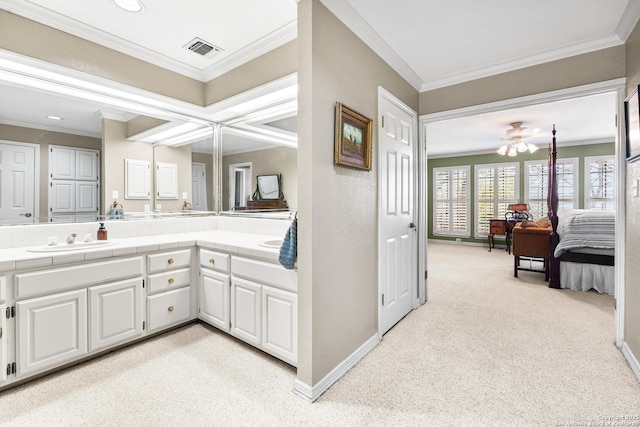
[547,126,616,294]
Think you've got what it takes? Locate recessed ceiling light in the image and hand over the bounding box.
[47,115,63,120]
[112,0,144,13]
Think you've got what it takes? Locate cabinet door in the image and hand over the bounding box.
[49,146,76,180]
[49,180,75,213]
[230,277,261,346]
[0,303,6,384]
[199,269,229,332]
[75,149,99,181]
[76,181,98,213]
[16,289,88,377]
[262,286,297,365]
[156,162,178,200]
[89,278,143,352]
[125,159,150,200]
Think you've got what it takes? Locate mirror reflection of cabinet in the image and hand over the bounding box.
[238,174,288,211]
[125,159,150,200]
[155,162,178,200]
[48,146,100,222]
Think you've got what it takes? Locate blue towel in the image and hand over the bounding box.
[279,218,297,269]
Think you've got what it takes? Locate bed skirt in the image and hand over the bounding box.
[559,261,614,295]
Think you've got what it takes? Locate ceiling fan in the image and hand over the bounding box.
[497,121,540,156]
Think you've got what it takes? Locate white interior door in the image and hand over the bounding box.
[0,142,36,224]
[379,88,417,335]
[191,162,208,210]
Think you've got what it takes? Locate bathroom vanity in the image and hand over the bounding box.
[0,219,296,390]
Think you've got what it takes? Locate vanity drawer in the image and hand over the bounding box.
[15,257,143,299]
[199,249,230,274]
[147,249,191,273]
[147,268,190,294]
[147,286,191,332]
[231,257,297,293]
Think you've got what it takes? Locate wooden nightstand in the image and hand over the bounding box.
[488,219,513,253]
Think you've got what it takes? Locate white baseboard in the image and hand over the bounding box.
[428,238,487,248]
[622,340,640,383]
[293,333,380,402]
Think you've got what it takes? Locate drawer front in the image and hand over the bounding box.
[490,225,505,234]
[147,249,191,273]
[147,268,190,294]
[15,257,143,299]
[199,249,230,274]
[231,257,297,293]
[147,286,191,332]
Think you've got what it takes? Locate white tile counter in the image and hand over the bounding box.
[0,230,284,272]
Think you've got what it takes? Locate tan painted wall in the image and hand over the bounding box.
[153,145,193,212]
[0,10,204,105]
[0,124,101,220]
[625,19,640,365]
[192,152,214,211]
[204,41,297,106]
[222,146,297,211]
[297,0,419,385]
[420,46,626,114]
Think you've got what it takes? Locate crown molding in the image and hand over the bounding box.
[420,34,625,92]
[0,118,101,138]
[319,0,422,91]
[616,0,640,42]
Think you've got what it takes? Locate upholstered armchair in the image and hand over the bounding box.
[512,217,552,280]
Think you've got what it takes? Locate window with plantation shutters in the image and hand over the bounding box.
[585,155,615,210]
[524,158,578,219]
[433,166,470,237]
[475,163,518,237]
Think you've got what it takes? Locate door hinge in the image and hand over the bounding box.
[142,321,146,331]
[6,306,14,318]
[142,279,145,288]
[11,363,16,375]
[381,116,385,128]
[6,364,10,376]
[425,270,428,280]
[381,294,385,306]
[0,326,2,339]
[11,306,15,318]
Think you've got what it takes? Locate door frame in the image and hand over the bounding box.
[377,86,424,338]
[191,161,208,211]
[228,162,253,209]
[419,78,627,347]
[0,140,40,224]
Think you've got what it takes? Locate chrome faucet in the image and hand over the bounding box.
[66,233,77,244]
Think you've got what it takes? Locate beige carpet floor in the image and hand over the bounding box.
[0,242,639,426]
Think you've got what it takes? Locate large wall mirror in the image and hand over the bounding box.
[0,54,297,226]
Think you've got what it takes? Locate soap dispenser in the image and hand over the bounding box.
[97,222,108,241]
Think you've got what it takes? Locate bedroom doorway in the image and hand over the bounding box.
[420,78,627,347]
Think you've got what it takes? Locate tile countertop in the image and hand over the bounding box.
[0,230,284,272]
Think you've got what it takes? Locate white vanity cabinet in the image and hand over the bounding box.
[146,249,194,333]
[198,249,230,332]
[12,256,143,378]
[88,278,143,352]
[16,289,88,377]
[0,274,6,384]
[230,256,298,366]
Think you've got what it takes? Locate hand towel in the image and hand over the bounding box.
[279,218,297,269]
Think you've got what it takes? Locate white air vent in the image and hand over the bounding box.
[183,38,224,58]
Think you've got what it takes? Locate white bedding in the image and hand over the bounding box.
[554,209,615,258]
[560,261,615,295]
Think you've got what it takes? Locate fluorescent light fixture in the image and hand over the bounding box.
[113,0,144,13]
[47,115,63,120]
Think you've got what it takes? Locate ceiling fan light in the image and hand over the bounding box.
[497,145,508,155]
[528,143,539,153]
[517,140,528,152]
[507,145,517,157]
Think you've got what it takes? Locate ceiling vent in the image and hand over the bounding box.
[183,38,224,58]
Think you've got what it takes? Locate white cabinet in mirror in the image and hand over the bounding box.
[125,159,151,200]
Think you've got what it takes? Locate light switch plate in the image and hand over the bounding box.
[182,192,188,200]
[112,190,119,199]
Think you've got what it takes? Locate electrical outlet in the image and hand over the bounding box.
[112,190,119,199]
[455,238,462,242]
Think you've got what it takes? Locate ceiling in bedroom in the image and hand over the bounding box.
[0,0,637,156]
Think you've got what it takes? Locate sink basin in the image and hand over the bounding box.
[258,239,283,249]
[27,240,118,253]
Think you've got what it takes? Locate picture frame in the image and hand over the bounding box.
[624,85,640,163]
[334,102,373,170]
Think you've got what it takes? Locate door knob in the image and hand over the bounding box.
[168,306,174,312]
[409,223,416,229]
[19,213,32,218]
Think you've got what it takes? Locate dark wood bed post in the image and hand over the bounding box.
[548,125,561,288]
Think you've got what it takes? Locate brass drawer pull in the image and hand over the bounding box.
[168,258,174,265]
[168,305,174,312]
[209,258,215,265]
[168,277,175,284]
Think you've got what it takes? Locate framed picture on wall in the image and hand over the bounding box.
[334,102,372,170]
[625,85,640,163]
